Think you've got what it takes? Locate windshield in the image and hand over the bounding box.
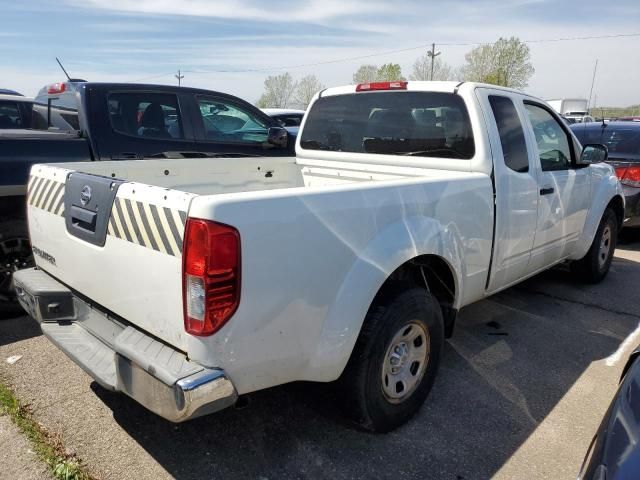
[300,91,475,159]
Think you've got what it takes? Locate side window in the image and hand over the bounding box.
[0,101,21,129]
[197,97,269,144]
[525,103,573,171]
[108,92,184,140]
[276,115,302,127]
[488,95,529,173]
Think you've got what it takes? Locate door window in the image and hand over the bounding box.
[0,101,21,128]
[273,114,303,127]
[197,98,269,144]
[488,96,529,172]
[108,92,184,140]
[525,103,573,171]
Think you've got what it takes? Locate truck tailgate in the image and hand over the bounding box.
[27,164,195,350]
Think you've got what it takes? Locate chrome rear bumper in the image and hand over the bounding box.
[13,268,237,422]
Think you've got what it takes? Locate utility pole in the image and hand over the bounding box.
[427,43,441,81]
[175,69,184,86]
[587,59,598,113]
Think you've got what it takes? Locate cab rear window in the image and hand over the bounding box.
[300,91,475,159]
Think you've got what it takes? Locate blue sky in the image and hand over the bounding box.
[0,0,638,106]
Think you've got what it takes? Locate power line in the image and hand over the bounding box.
[129,32,640,80]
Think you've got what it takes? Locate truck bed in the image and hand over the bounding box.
[50,154,463,197]
[27,156,491,369]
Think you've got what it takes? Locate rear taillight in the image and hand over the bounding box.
[356,81,408,92]
[47,82,66,94]
[616,166,640,187]
[183,218,240,336]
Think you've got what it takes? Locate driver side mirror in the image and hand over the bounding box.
[267,126,288,148]
[579,144,608,165]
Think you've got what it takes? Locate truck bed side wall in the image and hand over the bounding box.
[186,173,493,393]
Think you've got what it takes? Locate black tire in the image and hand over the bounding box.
[0,219,33,319]
[338,288,444,432]
[571,208,618,284]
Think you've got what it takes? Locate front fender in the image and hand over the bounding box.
[304,215,464,381]
[571,164,624,260]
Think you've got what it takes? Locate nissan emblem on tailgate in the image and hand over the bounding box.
[80,185,92,206]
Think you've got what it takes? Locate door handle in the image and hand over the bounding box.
[540,187,555,195]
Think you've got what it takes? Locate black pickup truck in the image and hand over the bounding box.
[0,81,292,314]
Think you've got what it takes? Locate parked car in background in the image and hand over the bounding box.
[262,108,305,135]
[0,94,33,129]
[568,115,595,124]
[546,98,593,124]
[578,346,640,480]
[15,81,622,432]
[618,116,640,122]
[0,80,291,316]
[571,122,640,228]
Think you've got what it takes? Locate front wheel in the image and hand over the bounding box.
[571,208,618,284]
[338,288,444,432]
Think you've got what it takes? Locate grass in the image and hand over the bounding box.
[0,381,95,480]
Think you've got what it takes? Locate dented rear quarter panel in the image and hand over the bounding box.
[185,172,493,393]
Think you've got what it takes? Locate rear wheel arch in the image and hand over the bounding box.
[369,254,458,338]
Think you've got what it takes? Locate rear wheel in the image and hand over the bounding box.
[338,288,444,432]
[571,208,617,284]
[0,220,33,319]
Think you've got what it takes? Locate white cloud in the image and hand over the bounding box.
[3,0,638,106]
[69,0,393,24]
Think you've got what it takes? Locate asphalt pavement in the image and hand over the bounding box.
[0,416,52,480]
[1,236,639,480]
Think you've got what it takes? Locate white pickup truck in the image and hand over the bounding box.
[15,81,623,432]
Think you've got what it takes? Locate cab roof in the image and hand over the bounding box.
[318,81,538,99]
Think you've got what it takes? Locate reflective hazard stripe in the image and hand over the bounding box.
[107,197,187,257]
[27,175,65,216]
[28,174,188,257]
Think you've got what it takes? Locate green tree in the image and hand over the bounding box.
[352,64,379,84]
[461,37,534,89]
[352,63,406,84]
[410,54,455,81]
[256,72,297,108]
[376,63,405,82]
[294,75,325,108]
